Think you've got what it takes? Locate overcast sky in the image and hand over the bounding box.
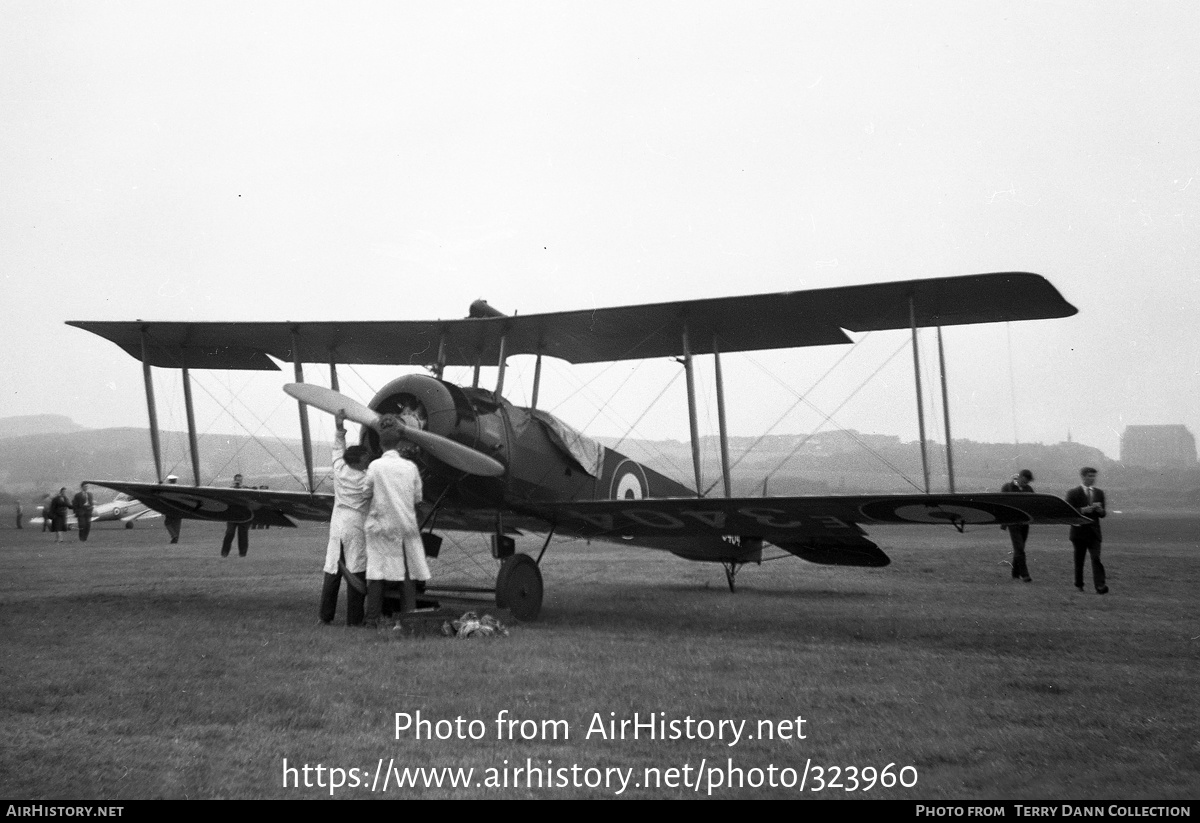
[3,1,1198,474]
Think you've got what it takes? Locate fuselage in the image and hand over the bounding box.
[91,493,154,523]
[365,373,759,562]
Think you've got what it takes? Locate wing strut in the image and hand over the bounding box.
[681,323,703,497]
[291,328,315,492]
[936,326,956,493]
[140,326,164,484]
[712,335,733,498]
[494,328,508,399]
[435,331,447,379]
[530,350,543,410]
[909,296,931,493]
[473,301,512,400]
[182,367,202,486]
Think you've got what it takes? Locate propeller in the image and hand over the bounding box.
[283,383,505,477]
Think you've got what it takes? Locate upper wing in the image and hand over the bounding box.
[86,481,334,527]
[68,272,1075,369]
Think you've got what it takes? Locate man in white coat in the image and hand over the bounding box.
[363,415,429,624]
[320,410,372,625]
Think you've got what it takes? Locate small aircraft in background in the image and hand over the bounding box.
[69,271,1087,619]
[90,492,162,527]
[31,492,161,529]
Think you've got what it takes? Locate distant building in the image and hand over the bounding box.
[1120,425,1197,468]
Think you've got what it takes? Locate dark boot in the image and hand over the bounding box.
[319,572,341,624]
[365,580,385,626]
[346,572,367,626]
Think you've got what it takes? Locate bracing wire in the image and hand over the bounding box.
[578,360,649,432]
[143,332,310,486]
[202,372,307,486]
[753,338,924,493]
[544,326,662,415]
[545,359,629,416]
[611,368,683,451]
[706,333,871,489]
[430,532,498,583]
[544,356,691,482]
[540,354,693,484]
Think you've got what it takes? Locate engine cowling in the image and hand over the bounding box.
[368,373,460,440]
[365,373,508,503]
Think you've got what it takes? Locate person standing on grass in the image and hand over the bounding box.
[50,487,71,543]
[1001,469,1035,582]
[1065,467,1109,594]
[163,475,183,544]
[220,474,251,557]
[363,416,429,626]
[320,410,372,626]
[72,482,95,542]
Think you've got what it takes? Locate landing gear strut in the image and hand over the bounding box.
[420,513,548,620]
[722,561,742,593]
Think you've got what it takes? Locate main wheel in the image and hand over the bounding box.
[495,553,543,621]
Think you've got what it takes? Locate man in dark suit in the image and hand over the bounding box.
[220,474,250,557]
[163,475,183,544]
[1065,467,1108,594]
[72,483,95,542]
[49,488,71,543]
[1001,469,1035,581]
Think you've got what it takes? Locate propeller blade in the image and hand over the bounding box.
[284,383,381,429]
[283,383,505,477]
[396,425,506,477]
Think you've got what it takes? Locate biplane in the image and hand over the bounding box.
[68,272,1087,619]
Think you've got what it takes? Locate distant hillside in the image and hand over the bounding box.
[0,427,334,497]
[0,415,87,439]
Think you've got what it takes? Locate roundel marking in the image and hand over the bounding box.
[111,506,123,517]
[609,459,648,501]
[859,499,1029,525]
[891,504,1002,525]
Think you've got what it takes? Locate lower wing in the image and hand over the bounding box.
[85,482,1086,569]
[532,492,1086,567]
[85,481,334,527]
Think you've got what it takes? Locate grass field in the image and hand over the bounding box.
[1,512,1197,799]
